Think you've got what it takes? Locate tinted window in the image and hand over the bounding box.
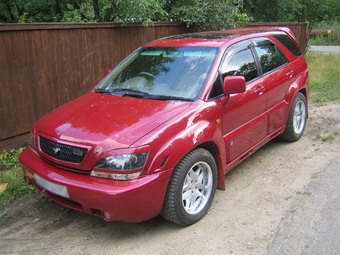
[208,74,223,99]
[273,34,302,56]
[254,40,287,74]
[209,41,258,99]
[221,48,258,83]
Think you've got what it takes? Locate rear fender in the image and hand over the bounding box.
[284,70,309,118]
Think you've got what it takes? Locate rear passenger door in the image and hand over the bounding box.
[252,38,292,134]
[220,40,267,163]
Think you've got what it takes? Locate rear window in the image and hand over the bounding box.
[273,34,302,56]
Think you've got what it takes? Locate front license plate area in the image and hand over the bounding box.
[34,174,69,198]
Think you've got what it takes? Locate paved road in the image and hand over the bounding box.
[265,160,340,255]
[309,46,340,54]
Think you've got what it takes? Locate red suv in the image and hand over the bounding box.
[20,27,309,226]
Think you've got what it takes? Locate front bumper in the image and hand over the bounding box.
[19,148,173,223]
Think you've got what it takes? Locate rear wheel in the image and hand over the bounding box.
[280,92,307,141]
[161,148,217,226]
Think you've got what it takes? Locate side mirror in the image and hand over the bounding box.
[104,69,112,77]
[223,76,246,95]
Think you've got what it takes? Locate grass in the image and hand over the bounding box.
[296,190,312,196]
[309,33,340,46]
[0,149,35,209]
[309,21,340,46]
[313,21,340,30]
[305,51,340,103]
[311,172,319,179]
[315,131,339,142]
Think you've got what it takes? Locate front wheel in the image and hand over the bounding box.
[280,92,307,142]
[161,148,217,226]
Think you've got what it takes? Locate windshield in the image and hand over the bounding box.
[95,47,218,100]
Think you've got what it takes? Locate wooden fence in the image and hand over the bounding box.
[0,22,306,151]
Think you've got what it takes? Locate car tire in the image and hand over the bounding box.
[280,92,307,142]
[160,148,217,226]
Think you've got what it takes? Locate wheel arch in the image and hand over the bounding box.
[284,70,309,117]
[287,68,309,97]
[195,141,226,190]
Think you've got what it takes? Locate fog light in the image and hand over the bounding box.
[103,211,111,221]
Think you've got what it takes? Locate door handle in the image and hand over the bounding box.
[254,85,265,95]
[286,70,294,78]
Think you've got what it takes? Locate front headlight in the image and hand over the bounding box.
[28,131,36,148]
[91,153,148,180]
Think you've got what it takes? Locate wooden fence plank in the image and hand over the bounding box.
[0,31,17,139]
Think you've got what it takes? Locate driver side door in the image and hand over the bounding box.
[220,40,268,163]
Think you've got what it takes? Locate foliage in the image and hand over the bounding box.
[314,21,340,30]
[242,0,340,39]
[243,0,340,24]
[315,133,337,142]
[309,31,340,46]
[1,0,340,30]
[169,0,250,30]
[0,148,24,171]
[305,51,340,103]
[0,148,35,208]
[242,0,340,46]
[0,0,249,29]
[0,0,55,23]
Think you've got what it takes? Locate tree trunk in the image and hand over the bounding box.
[93,0,100,21]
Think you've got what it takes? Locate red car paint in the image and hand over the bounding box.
[20,27,309,224]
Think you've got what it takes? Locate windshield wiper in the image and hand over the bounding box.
[147,95,194,101]
[95,88,149,97]
[94,88,112,94]
[95,88,193,101]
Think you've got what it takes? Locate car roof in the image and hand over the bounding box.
[144,27,294,48]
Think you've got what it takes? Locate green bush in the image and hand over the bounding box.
[309,32,340,46]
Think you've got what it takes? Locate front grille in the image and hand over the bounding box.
[40,136,88,163]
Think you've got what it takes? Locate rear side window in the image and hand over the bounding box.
[273,34,302,56]
[253,39,287,74]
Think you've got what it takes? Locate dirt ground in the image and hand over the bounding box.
[1,101,339,255]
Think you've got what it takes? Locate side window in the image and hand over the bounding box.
[254,40,287,74]
[208,73,223,99]
[221,48,258,83]
[208,41,258,100]
[273,34,302,56]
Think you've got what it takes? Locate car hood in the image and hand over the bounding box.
[36,92,191,151]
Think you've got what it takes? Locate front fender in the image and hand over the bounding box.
[147,120,226,189]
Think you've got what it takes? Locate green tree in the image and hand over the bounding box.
[169,0,250,30]
[0,0,249,28]
[99,0,167,24]
[0,0,55,23]
[243,0,340,25]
